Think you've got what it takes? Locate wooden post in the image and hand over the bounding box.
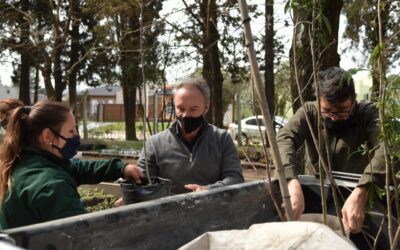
[238,0,294,221]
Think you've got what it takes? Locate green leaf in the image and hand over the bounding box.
[367,184,386,210]
[369,43,383,65]
[322,15,332,35]
[315,32,329,48]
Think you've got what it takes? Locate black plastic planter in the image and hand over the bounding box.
[119,177,172,204]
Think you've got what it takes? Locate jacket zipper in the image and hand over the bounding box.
[170,125,208,164]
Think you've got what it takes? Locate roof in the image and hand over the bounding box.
[78,85,122,97]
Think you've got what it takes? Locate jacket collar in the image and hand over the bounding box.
[22,147,71,167]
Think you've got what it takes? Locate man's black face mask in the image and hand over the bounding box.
[323,117,353,137]
[177,115,204,134]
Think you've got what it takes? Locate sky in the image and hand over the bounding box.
[0,0,380,88]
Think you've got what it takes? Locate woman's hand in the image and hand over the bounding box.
[184,184,207,192]
[123,164,143,183]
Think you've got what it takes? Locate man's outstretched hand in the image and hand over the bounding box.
[342,186,368,233]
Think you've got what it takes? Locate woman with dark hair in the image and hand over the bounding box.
[0,98,24,129]
[0,101,142,229]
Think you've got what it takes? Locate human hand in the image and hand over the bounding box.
[123,164,143,184]
[184,184,208,192]
[342,186,368,233]
[114,197,125,207]
[287,178,305,220]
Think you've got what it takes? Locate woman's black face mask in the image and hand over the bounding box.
[49,128,81,159]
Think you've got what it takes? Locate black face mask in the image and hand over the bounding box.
[324,117,353,137]
[50,128,81,159]
[177,115,204,134]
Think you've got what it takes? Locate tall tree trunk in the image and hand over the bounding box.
[54,42,65,101]
[318,0,343,69]
[19,0,31,105]
[42,56,56,100]
[289,12,314,112]
[201,0,223,128]
[69,0,80,113]
[121,60,138,141]
[290,0,342,112]
[34,64,39,103]
[119,15,139,141]
[264,0,274,117]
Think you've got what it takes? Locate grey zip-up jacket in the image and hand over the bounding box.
[137,121,244,194]
[276,101,387,187]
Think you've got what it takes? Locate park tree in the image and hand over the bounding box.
[87,0,164,140]
[177,0,224,127]
[0,0,73,101]
[0,0,33,104]
[288,0,343,112]
[1,0,107,106]
[165,0,224,127]
[30,0,71,101]
[166,1,263,127]
[343,0,400,101]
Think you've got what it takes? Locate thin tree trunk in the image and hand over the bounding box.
[19,0,31,105]
[120,14,140,141]
[41,59,56,100]
[68,0,80,113]
[122,75,138,140]
[201,0,223,127]
[54,43,65,101]
[289,15,314,112]
[264,0,274,117]
[318,0,342,69]
[34,64,39,103]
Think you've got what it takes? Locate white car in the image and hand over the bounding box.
[227,115,288,144]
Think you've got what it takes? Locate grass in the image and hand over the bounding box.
[89,123,125,133]
[87,122,173,133]
[78,187,117,212]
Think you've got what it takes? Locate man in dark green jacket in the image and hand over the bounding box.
[277,67,386,233]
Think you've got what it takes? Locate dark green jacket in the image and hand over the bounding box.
[0,149,126,230]
[276,101,385,186]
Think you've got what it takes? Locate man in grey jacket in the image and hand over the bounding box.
[137,79,244,194]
